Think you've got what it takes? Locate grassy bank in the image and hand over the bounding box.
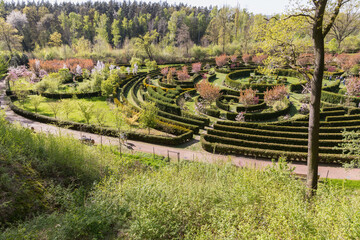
[1,112,360,239]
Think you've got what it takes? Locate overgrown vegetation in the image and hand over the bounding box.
[1,112,360,238]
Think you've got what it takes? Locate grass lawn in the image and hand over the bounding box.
[14,96,168,136]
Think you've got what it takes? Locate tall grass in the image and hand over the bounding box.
[2,111,360,239]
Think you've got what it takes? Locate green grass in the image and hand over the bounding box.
[2,115,360,239]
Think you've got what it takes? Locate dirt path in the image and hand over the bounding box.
[2,80,360,180]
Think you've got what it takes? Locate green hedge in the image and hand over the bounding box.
[322,80,340,93]
[182,111,210,126]
[326,114,360,122]
[226,100,291,121]
[207,128,339,148]
[203,134,340,154]
[158,110,205,130]
[145,93,181,115]
[213,124,344,140]
[147,86,175,103]
[321,90,360,105]
[200,137,350,164]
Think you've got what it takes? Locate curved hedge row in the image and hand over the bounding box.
[200,137,350,164]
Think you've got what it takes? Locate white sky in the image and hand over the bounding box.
[35,0,290,15]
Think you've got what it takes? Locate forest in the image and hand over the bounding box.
[0,0,359,64]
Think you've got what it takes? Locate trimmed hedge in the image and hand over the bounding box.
[147,86,175,103]
[40,91,101,99]
[226,100,291,121]
[213,123,344,140]
[322,80,340,93]
[207,128,339,148]
[321,90,360,105]
[182,111,210,126]
[203,134,340,154]
[145,93,181,115]
[200,137,350,164]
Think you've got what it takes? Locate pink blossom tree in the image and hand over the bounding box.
[191,62,202,73]
[242,54,252,64]
[177,66,190,81]
[239,88,259,106]
[264,85,288,105]
[346,77,360,97]
[215,54,228,67]
[230,55,238,63]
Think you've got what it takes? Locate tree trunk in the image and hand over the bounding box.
[307,2,326,197]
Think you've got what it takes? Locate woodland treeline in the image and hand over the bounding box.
[0,0,359,63]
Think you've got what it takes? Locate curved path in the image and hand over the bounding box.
[2,81,360,180]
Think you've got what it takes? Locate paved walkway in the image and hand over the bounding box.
[2,80,360,180]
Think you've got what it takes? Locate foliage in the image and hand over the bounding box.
[191,62,202,73]
[215,54,228,67]
[77,100,94,124]
[239,88,259,106]
[242,53,251,64]
[346,77,360,97]
[48,101,61,118]
[29,95,44,113]
[196,79,222,105]
[139,102,158,134]
[176,65,190,81]
[29,59,94,73]
[264,85,288,105]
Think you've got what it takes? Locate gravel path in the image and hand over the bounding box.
[2,80,360,180]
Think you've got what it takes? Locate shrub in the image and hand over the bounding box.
[196,80,222,105]
[239,88,259,106]
[264,85,288,105]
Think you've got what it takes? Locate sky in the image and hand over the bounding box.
[44,0,290,15]
[145,0,289,15]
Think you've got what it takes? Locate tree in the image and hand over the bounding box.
[61,99,74,120]
[239,88,259,106]
[48,101,61,118]
[77,101,94,124]
[111,18,121,47]
[29,95,44,113]
[94,108,106,146]
[289,0,351,195]
[135,30,159,60]
[330,1,360,49]
[196,79,222,105]
[0,17,23,53]
[48,32,62,47]
[139,102,158,134]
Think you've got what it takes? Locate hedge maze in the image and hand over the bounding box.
[6,62,357,163]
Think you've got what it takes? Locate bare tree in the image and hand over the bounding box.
[330,1,360,49]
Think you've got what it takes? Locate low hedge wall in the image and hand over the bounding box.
[321,90,360,105]
[322,80,340,93]
[213,123,344,140]
[207,128,339,148]
[203,134,340,154]
[200,137,350,164]
[147,86,175,103]
[236,101,267,113]
[144,93,181,115]
[226,100,291,121]
[9,102,193,146]
[158,109,205,130]
[326,114,360,122]
[182,111,210,126]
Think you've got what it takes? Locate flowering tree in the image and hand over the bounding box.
[161,67,169,77]
[215,54,228,67]
[235,112,245,122]
[177,66,190,81]
[191,62,202,73]
[169,67,177,76]
[264,85,288,105]
[346,77,360,97]
[239,88,259,106]
[252,55,267,65]
[7,66,33,85]
[230,55,238,63]
[242,54,252,64]
[196,79,222,105]
[29,59,94,73]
